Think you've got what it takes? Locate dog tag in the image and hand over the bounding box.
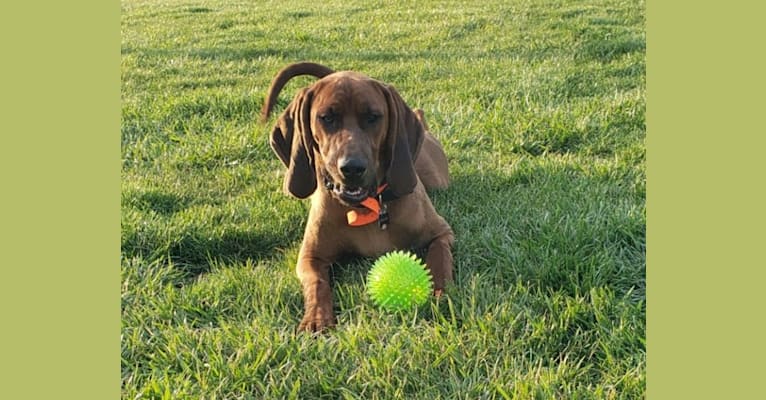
[378,198,389,230]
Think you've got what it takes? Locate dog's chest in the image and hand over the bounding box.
[347,223,423,257]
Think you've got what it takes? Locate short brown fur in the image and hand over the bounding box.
[264,62,454,332]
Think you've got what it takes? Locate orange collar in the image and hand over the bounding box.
[346,184,389,228]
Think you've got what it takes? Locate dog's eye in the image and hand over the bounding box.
[319,114,335,125]
[366,113,381,124]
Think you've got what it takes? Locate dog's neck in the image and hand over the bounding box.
[346,184,390,229]
[318,171,395,229]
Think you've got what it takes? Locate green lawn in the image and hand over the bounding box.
[121,0,645,398]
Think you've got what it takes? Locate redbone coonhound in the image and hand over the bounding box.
[262,62,454,332]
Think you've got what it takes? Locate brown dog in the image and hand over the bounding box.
[262,62,454,332]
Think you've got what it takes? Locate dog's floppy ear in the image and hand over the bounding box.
[269,88,317,199]
[381,84,424,198]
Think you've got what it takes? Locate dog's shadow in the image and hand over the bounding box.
[430,167,645,299]
[305,162,644,323]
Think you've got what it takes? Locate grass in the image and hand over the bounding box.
[121,0,645,398]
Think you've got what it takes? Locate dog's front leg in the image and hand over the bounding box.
[295,250,336,333]
[425,228,455,296]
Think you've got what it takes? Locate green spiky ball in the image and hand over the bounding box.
[367,250,433,311]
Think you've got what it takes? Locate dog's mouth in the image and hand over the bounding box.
[322,168,378,206]
[330,183,375,206]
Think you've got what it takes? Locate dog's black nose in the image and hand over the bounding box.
[339,157,367,179]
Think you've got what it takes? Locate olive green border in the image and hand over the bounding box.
[3,0,762,398]
[1,2,119,398]
[648,2,764,398]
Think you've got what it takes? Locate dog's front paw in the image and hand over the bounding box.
[297,305,336,333]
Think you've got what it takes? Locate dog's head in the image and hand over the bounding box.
[269,70,424,206]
